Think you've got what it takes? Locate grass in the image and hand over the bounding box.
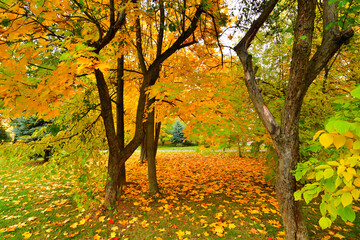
[0,151,359,240]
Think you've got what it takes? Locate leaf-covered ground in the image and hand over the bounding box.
[0,152,359,239]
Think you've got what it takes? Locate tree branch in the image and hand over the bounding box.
[148,3,204,75]
[234,0,280,137]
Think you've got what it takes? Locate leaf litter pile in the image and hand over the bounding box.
[0,152,358,239]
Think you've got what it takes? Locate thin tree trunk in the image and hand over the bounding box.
[237,139,242,158]
[146,98,159,194]
[154,121,161,158]
[117,56,126,185]
[140,132,147,163]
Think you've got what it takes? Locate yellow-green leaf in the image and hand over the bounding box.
[343,171,354,183]
[351,189,359,200]
[319,133,334,148]
[313,130,325,141]
[319,217,332,229]
[354,178,360,187]
[323,168,334,179]
[341,192,353,207]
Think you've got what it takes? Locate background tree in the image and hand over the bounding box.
[170,120,186,145]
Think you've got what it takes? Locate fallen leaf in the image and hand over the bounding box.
[228,223,236,229]
[68,232,79,238]
[27,217,37,221]
[22,232,32,239]
[70,222,78,229]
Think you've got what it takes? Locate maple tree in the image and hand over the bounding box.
[0,0,226,204]
[1,1,359,239]
[233,0,355,239]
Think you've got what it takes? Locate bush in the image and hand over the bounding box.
[0,124,11,142]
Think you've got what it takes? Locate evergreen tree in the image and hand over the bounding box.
[170,120,186,145]
[11,116,49,142]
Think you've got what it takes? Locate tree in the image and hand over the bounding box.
[170,120,186,145]
[233,0,354,239]
[0,0,223,204]
[11,116,49,142]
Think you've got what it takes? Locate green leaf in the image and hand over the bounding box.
[335,176,342,188]
[328,0,338,4]
[294,191,302,201]
[327,203,337,218]
[316,171,324,181]
[324,177,337,192]
[1,18,11,27]
[343,205,356,222]
[319,217,332,229]
[334,120,350,135]
[351,86,360,98]
[168,23,176,32]
[341,192,353,207]
[303,191,314,204]
[299,35,307,40]
[320,202,327,215]
[325,120,336,133]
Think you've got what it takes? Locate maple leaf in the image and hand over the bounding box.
[248,228,258,234]
[334,233,345,239]
[22,232,32,239]
[214,225,225,237]
[78,218,86,225]
[176,230,186,238]
[70,222,78,228]
[98,216,105,222]
[108,219,114,224]
[94,234,103,240]
[228,223,236,229]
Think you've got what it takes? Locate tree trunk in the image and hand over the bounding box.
[140,132,147,163]
[237,140,242,158]
[117,56,126,185]
[154,121,161,158]
[274,134,308,239]
[146,98,159,194]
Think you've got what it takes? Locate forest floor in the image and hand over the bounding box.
[0,152,359,240]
